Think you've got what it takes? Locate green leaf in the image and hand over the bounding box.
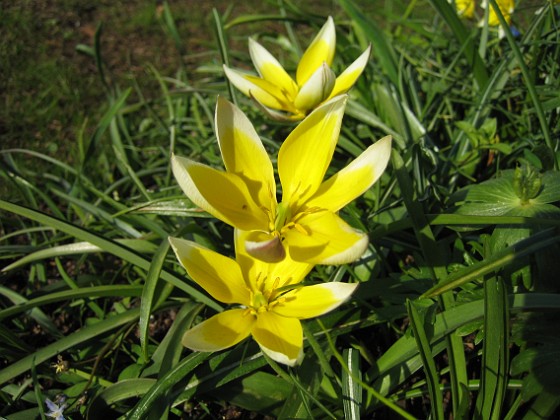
[139,239,170,360]
[0,308,141,386]
[0,199,222,311]
[342,348,363,420]
[406,300,444,420]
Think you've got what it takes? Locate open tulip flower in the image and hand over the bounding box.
[223,16,371,121]
[171,95,392,265]
[169,232,358,366]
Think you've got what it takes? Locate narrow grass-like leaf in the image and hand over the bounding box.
[0,308,140,385]
[406,300,444,420]
[83,88,131,164]
[161,1,184,55]
[88,378,156,418]
[487,0,556,169]
[339,0,398,86]
[342,348,362,420]
[139,239,170,360]
[0,199,222,311]
[127,352,210,419]
[392,149,468,415]
[371,293,560,397]
[0,286,61,338]
[427,0,488,88]
[0,285,142,320]
[213,8,237,105]
[475,276,508,419]
[522,391,560,420]
[421,228,560,298]
[142,303,201,379]
[2,239,157,272]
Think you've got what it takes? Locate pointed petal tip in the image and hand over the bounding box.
[320,231,369,265]
[259,343,304,367]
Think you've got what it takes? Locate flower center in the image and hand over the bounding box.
[271,201,324,238]
[246,275,293,315]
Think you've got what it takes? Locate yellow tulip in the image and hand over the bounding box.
[482,0,515,26]
[454,0,476,18]
[223,16,371,121]
[169,232,358,366]
[171,95,391,264]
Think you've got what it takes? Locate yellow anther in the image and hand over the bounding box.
[294,223,310,235]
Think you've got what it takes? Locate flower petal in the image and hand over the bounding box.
[252,311,303,366]
[248,38,298,98]
[278,95,347,207]
[296,16,336,86]
[307,136,392,212]
[286,211,368,264]
[223,65,288,110]
[171,155,269,231]
[250,92,306,121]
[275,282,358,319]
[293,62,336,113]
[245,232,286,263]
[182,309,255,352]
[169,237,251,304]
[215,97,276,206]
[327,45,371,99]
[235,229,313,289]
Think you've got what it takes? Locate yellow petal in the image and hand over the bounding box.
[307,136,392,212]
[215,97,276,207]
[182,309,255,352]
[293,62,336,113]
[286,211,368,264]
[171,155,269,231]
[252,311,303,366]
[274,282,358,319]
[296,16,336,86]
[248,38,298,98]
[235,229,313,290]
[223,65,287,110]
[327,45,371,99]
[278,95,347,207]
[455,0,475,18]
[168,237,251,305]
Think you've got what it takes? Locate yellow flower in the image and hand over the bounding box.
[223,16,371,121]
[169,232,358,366]
[171,95,391,264]
[482,0,515,26]
[453,0,476,18]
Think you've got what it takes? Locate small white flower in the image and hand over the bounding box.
[45,396,67,420]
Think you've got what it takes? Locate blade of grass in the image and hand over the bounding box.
[2,239,157,273]
[88,378,157,418]
[0,285,143,320]
[0,199,222,311]
[487,0,557,169]
[421,228,560,298]
[392,149,468,416]
[427,0,488,88]
[213,8,237,105]
[139,239,170,360]
[339,0,398,86]
[407,300,444,419]
[474,275,509,419]
[0,307,140,386]
[126,352,210,419]
[342,348,362,420]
